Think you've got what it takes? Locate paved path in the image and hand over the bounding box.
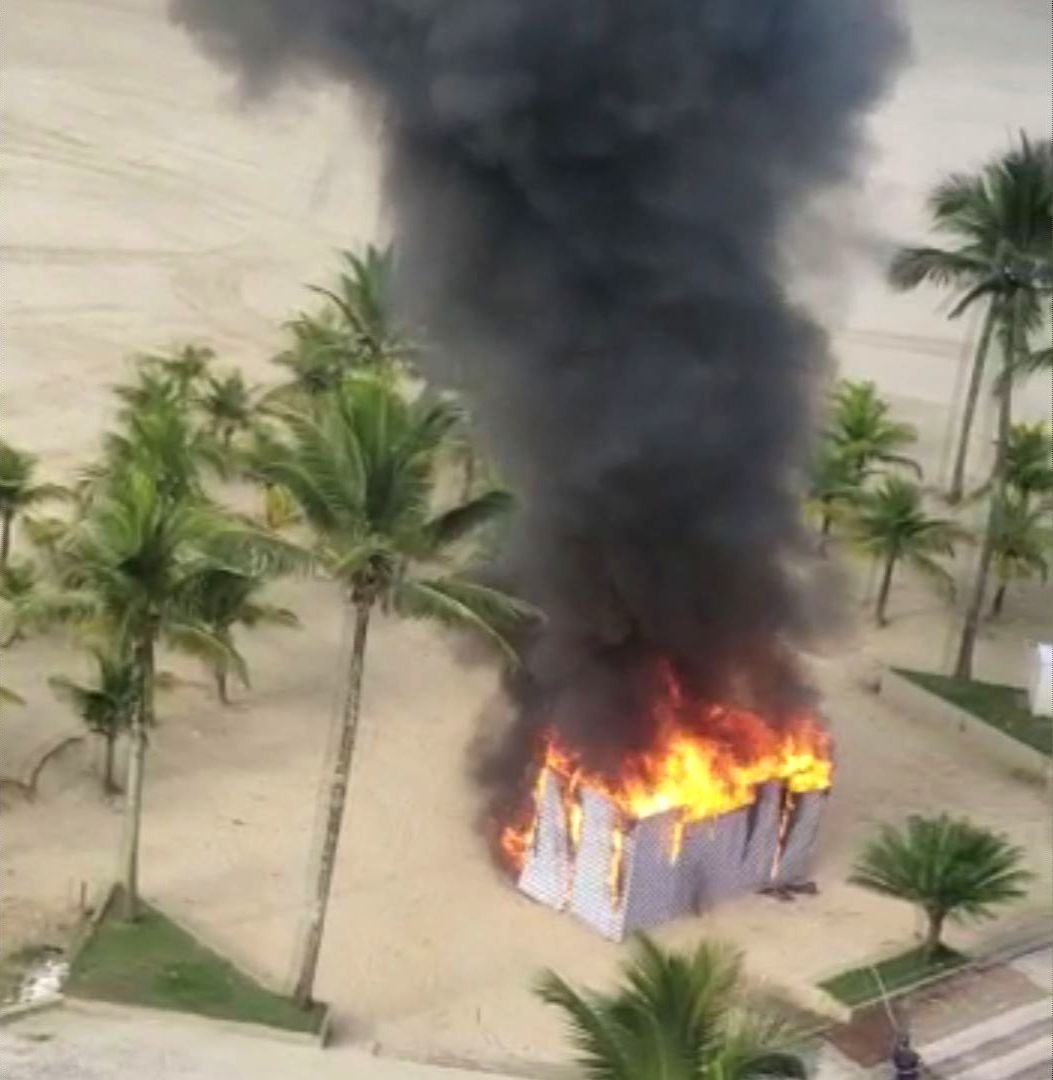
[916,950,1053,1080]
[0,1007,528,1080]
[0,1006,896,1080]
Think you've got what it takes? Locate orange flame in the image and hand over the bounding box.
[500,672,832,873]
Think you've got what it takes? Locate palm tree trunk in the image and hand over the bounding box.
[215,668,230,705]
[948,299,998,503]
[293,597,372,1008]
[102,732,119,795]
[818,499,834,554]
[990,581,1007,618]
[955,301,1018,680]
[875,551,897,626]
[118,635,154,920]
[923,908,946,959]
[0,511,12,567]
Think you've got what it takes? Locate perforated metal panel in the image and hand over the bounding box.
[517,769,827,941]
[772,789,827,887]
[517,770,571,909]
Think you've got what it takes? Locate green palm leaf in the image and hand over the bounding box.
[395,577,536,665]
[851,815,1032,954]
[539,938,805,1080]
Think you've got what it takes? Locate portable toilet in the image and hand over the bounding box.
[1028,642,1052,718]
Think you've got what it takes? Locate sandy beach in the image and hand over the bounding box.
[2,0,1050,1072]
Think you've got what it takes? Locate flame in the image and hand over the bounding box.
[500,671,832,874]
[564,773,584,851]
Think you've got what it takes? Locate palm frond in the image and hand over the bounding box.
[419,488,516,552]
[850,815,1033,923]
[165,621,249,687]
[394,577,537,665]
[888,248,987,292]
[0,684,25,707]
[536,972,636,1080]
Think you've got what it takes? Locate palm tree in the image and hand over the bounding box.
[538,936,807,1080]
[1003,422,1053,509]
[989,497,1051,618]
[850,477,968,626]
[142,344,216,399]
[890,134,1052,502]
[190,566,299,703]
[22,514,73,571]
[266,311,349,412]
[0,441,67,566]
[313,245,414,374]
[953,288,1047,678]
[808,444,867,547]
[850,815,1032,958]
[251,375,534,1006]
[102,392,227,501]
[54,463,298,919]
[113,367,184,415]
[826,380,921,483]
[0,558,45,646]
[199,370,257,449]
[50,650,139,795]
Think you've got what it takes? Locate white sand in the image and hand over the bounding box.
[2,0,1050,1072]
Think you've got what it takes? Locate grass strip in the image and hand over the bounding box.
[819,945,966,1008]
[894,669,1051,757]
[67,896,323,1034]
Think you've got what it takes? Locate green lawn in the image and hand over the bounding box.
[67,897,324,1033]
[819,945,967,1008]
[895,669,1052,757]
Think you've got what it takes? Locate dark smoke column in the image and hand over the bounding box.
[173,1,906,766]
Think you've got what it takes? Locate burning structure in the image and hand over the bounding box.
[175,1,904,935]
[502,668,832,939]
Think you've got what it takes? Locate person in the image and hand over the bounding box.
[891,1032,922,1079]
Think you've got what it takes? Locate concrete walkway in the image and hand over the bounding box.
[915,949,1053,1080]
[919,999,1051,1079]
[0,1008,529,1080]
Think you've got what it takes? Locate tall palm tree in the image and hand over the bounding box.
[50,650,140,795]
[826,380,921,483]
[850,477,968,626]
[190,566,299,703]
[199,369,257,450]
[989,497,1051,618]
[0,441,67,566]
[313,245,415,374]
[54,464,298,919]
[890,134,1052,502]
[251,375,534,1006]
[850,815,1032,958]
[953,289,1045,678]
[538,936,806,1080]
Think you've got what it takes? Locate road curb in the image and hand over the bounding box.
[0,994,65,1027]
[62,995,332,1049]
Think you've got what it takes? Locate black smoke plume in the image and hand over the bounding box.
[172,1,907,789]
